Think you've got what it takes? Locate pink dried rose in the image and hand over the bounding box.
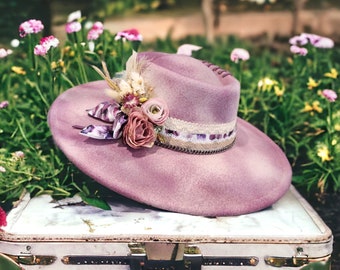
[19,19,44,38]
[0,206,7,227]
[141,98,169,125]
[230,48,250,63]
[322,89,337,102]
[123,108,156,149]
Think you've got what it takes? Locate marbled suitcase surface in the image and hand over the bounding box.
[0,185,333,270]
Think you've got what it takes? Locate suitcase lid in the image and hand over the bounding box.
[0,185,332,244]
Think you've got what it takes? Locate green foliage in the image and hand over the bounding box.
[0,15,139,207]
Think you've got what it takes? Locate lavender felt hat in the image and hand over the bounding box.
[48,51,292,217]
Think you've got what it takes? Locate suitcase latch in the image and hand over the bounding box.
[4,253,57,265]
[265,247,330,267]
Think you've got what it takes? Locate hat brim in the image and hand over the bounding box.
[48,80,292,217]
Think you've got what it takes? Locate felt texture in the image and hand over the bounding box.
[48,52,292,217]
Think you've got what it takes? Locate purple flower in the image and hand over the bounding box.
[322,89,337,102]
[290,45,308,56]
[290,33,334,49]
[312,36,334,48]
[19,19,44,38]
[115,28,143,42]
[289,34,309,46]
[66,21,82,34]
[0,100,9,109]
[230,48,250,63]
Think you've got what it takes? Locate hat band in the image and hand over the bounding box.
[156,117,237,154]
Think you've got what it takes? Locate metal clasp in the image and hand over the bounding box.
[265,247,308,267]
[4,254,57,265]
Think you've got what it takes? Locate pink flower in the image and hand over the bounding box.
[13,151,25,159]
[177,44,202,56]
[115,28,143,42]
[40,35,59,50]
[0,48,12,58]
[19,19,44,38]
[290,45,308,56]
[87,22,104,41]
[141,98,169,125]
[92,21,104,32]
[87,29,100,40]
[123,108,156,149]
[34,44,48,56]
[0,100,9,109]
[35,35,60,56]
[66,21,82,34]
[322,89,337,102]
[0,166,6,173]
[0,207,7,227]
[230,48,250,63]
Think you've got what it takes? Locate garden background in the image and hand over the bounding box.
[0,0,339,268]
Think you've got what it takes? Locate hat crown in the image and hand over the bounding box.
[139,52,240,153]
[140,52,240,124]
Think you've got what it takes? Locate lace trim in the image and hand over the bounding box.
[164,117,236,134]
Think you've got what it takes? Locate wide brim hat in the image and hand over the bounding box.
[48,52,292,217]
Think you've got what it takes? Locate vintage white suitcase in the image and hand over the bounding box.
[0,185,333,270]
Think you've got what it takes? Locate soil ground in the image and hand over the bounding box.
[53,8,340,42]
